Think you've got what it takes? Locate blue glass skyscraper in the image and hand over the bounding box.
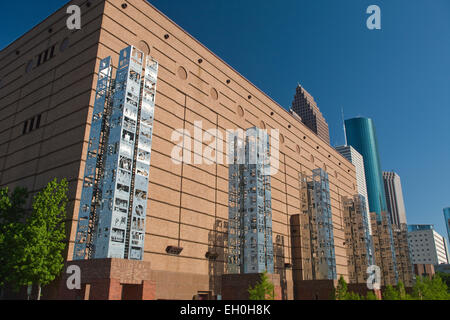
[345,117,387,219]
[444,207,450,244]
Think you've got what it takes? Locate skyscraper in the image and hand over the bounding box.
[291,85,330,144]
[345,117,387,218]
[335,145,371,234]
[444,208,450,244]
[383,172,408,228]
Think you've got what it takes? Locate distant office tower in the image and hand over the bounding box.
[342,195,374,284]
[444,208,450,244]
[345,117,387,218]
[370,211,399,286]
[228,127,274,274]
[335,145,371,234]
[407,225,449,265]
[291,85,330,144]
[290,169,337,281]
[383,172,407,228]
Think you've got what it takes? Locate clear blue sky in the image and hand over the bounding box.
[1,1,449,242]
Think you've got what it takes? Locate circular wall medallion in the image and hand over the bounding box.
[210,87,218,100]
[177,66,188,80]
[138,40,150,56]
[237,105,244,117]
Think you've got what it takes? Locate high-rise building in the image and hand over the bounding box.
[444,207,450,244]
[335,145,371,234]
[291,85,330,144]
[407,225,449,265]
[383,172,407,228]
[345,117,387,218]
[227,127,274,274]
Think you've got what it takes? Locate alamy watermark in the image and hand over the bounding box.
[367,265,381,290]
[366,5,381,30]
[170,122,280,176]
[66,5,81,30]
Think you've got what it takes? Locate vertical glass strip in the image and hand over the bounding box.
[73,57,112,260]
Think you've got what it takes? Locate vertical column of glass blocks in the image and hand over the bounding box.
[386,211,399,283]
[227,128,274,274]
[94,46,144,259]
[127,56,159,260]
[357,195,375,267]
[73,57,112,260]
[310,168,337,280]
[227,132,243,274]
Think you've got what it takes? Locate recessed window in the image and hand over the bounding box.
[36,114,42,129]
[260,121,266,129]
[22,121,29,135]
[296,145,301,154]
[22,114,42,135]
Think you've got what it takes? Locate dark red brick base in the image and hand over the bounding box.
[56,258,155,300]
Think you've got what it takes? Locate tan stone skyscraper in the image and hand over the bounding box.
[291,85,330,144]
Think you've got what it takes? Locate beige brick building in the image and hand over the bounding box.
[0,0,362,299]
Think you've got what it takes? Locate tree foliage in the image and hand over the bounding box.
[334,276,349,300]
[0,179,68,299]
[0,187,29,289]
[411,275,449,300]
[248,271,275,300]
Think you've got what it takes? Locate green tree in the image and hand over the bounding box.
[436,272,450,292]
[0,187,29,292]
[248,271,275,300]
[382,285,400,300]
[347,291,362,300]
[396,281,411,300]
[365,291,378,300]
[334,275,349,300]
[14,179,68,300]
[408,275,449,300]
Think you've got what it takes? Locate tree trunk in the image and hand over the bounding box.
[37,284,41,301]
